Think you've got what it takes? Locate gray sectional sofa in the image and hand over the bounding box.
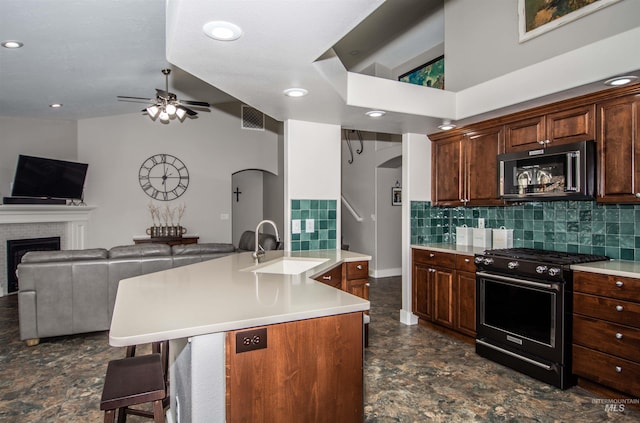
[17,242,236,346]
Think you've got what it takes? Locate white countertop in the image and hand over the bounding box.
[411,243,486,256]
[571,260,640,279]
[109,249,371,347]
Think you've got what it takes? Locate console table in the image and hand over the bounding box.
[133,236,199,246]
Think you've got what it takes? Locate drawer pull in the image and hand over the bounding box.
[356,264,363,270]
[322,276,332,281]
[429,253,435,258]
[615,281,624,288]
[615,333,623,340]
[616,305,624,312]
[464,258,470,263]
[365,283,370,287]
[615,366,622,373]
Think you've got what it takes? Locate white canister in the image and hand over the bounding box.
[492,226,514,249]
[456,225,474,246]
[473,228,493,248]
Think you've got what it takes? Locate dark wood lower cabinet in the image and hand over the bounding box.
[412,249,475,339]
[226,312,363,423]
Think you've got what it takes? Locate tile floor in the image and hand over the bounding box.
[0,276,638,422]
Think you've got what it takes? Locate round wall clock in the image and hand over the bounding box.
[138,153,189,201]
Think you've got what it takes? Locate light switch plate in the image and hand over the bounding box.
[478,218,485,229]
[305,219,315,233]
[292,219,301,234]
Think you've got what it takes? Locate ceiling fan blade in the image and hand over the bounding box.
[117,95,153,101]
[180,99,211,107]
[177,105,198,116]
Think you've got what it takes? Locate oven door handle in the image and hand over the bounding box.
[476,339,553,371]
[476,271,559,291]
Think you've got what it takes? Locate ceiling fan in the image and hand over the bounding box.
[117,69,211,123]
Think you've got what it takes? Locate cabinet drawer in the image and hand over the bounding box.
[573,314,640,362]
[315,265,342,289]
[346,261,368,280]
[413,249,455,268]
[573,344,640,397]
[455,254,475,273]
[574,293,640,327]
[574,271,640,302]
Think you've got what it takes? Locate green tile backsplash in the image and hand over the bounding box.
[290,199,337,251]
[411,200,640,261]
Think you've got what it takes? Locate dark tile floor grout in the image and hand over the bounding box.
[1,276,638,422]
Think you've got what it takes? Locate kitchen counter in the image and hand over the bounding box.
[571,259,640,278]
[109,249,371,347]
[411,243,486,256]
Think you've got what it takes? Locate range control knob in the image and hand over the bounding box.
[507,261,519,270]
[474,256,484,264]
[483,258,494,266]
[536,265,548,274]
[548,267,561,277]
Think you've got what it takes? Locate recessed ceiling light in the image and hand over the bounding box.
[1,40,23,49]
[438,120,456,130]
[365,110,385,118]
[283,88,308,98]
[203,21,243,41]
[49,103,63,108]
[604,75,638,86]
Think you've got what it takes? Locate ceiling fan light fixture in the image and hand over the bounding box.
[146,105,160,119]
[165,103,177,116]
[176,108,187,121]
[203,21,243,41]
[159,110,170,122]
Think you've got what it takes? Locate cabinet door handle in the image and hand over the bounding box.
[356,264,363,270]
[322,276,332,281]
[365,283,370,287]
[615,281,624,288]
[615,366,622,373]
[429,253,435,258]
[615,305,624,312]
[635,193,640,198]
[615,333,623,340]
[464,258,470,263]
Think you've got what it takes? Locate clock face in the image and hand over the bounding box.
[138,154,189,201]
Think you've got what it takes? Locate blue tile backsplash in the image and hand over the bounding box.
[290,199,337,251]
[411,200,640,261]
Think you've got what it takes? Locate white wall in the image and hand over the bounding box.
[376,165,402,276]
[78,102,279,248]
[445,0,640,91]
[0,116,78,198]
[284,120,341,249]
[231,170,263,247]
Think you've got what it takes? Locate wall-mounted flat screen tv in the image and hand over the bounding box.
[11,155,88,200]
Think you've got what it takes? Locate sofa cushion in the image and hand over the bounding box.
[109,244,171,258]
[21,248,108,263]
[172,243,236,255]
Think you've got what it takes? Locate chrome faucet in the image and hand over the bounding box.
[252,219,280,263]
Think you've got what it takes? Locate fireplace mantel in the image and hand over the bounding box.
[0,205,95,249]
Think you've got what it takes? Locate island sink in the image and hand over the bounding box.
[242,257,329,275]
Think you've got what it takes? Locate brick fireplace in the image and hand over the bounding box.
[0,205,94,296]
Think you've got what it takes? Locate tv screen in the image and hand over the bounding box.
[11,155,88,200]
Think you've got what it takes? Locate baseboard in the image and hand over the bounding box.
[371,267,402,278]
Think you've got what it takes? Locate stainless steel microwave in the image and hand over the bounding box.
[498,140,595,201]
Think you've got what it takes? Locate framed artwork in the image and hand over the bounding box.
[398,55,444,90]
[518,0,621,42]
[392,187,402,206]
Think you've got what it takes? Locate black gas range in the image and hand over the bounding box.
[474,248,609,389]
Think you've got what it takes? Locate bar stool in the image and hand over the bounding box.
[100,352,166,423]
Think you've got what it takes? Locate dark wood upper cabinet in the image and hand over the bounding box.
[432,127,503,206]
[597,94,640,203]
[504,115,545,152]
[547,104,596,145]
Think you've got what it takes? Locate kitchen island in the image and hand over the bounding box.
[109,249,371,423]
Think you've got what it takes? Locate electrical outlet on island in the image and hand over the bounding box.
[478,218,485,229]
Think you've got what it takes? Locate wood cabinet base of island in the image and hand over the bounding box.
[169,312,364,423]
